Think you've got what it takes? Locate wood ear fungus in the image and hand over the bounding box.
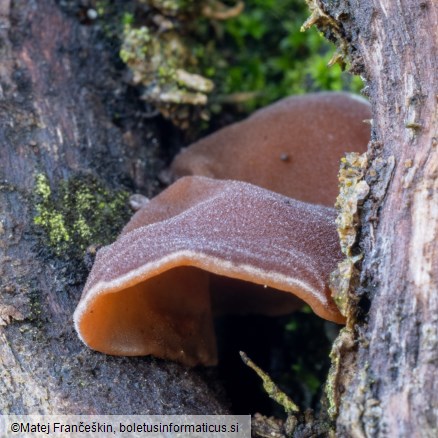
[170,92,371,205]
[74,92,370,366]
[74,176,344,366]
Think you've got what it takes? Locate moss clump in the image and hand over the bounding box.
[335,153,369,257]
[119,2,218,129]
[34,174,71,248]
[240,351,300,415]
[33,173,130,258]
[115,0,363,129]
[120,22,214,105]
[211,0,364,112]
[325,154,370,422]
[119,26,152,65]
[325,328,355,420]
[329,152,369,321]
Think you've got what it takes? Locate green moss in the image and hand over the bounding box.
[240,351,300,414]
[119,14,215,129]
[329,153,369,321]
[114,0,363,129]
[34,174,71,247]
[34,173,51,200]
[210,0,363,111]
[325,328,355,419]
[119,26,152,64]
[326,153,371,422]
[33,173,130,258]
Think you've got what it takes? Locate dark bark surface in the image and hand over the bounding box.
[309,0,437,436]
[0,0,227,414]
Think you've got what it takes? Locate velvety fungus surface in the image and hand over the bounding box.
[74,176,344,366]
[170,92,371,205]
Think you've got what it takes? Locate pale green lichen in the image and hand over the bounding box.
[33,173,130,258]
[301,0,348,69]
[119,26,152,65]
[120,21,214,128]
[116,0,362,129]
[301,0,341,34]
[330,152,369,320]
[120,2,228,129]
[325,328,355,419]
[240,351,300,415]
[335,153,369,257]
[325,153,369,421]
[330,256,360,316]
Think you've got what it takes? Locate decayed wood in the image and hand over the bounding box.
[0,0,227,414]
[2,0,436,428]
[308,0,437,436]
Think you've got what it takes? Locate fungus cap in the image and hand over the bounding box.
[74,176,344,366]
[170,92,371,205]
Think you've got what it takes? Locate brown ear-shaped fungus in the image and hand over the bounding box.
[74,176,344,366]
[170,92,371,205]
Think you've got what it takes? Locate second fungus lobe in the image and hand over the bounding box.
[74,92,371,366]
[74,177,344,366]
[170,92,371,205]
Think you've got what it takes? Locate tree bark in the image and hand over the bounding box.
[0,0,227,414]
[2,0,437,430]
[307,0,437,436]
